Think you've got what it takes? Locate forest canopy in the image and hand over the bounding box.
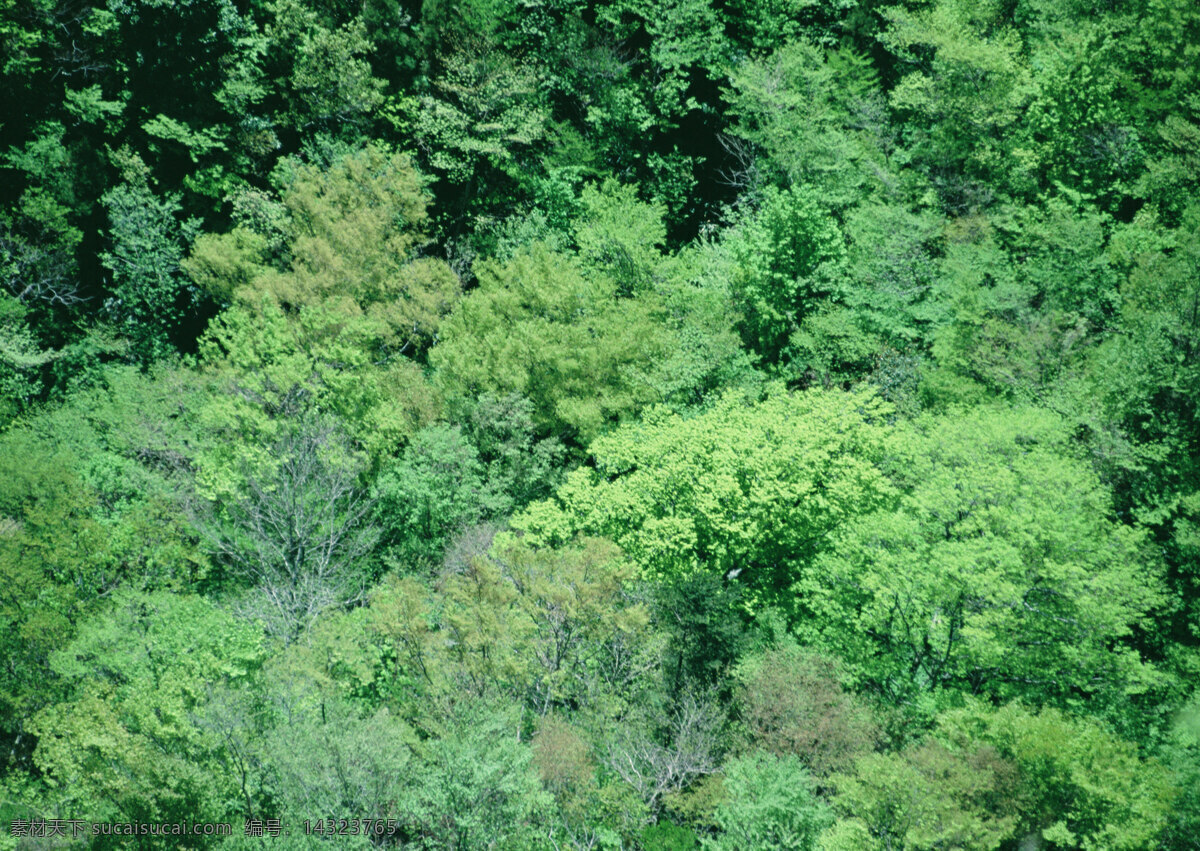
[2,0,1200,847]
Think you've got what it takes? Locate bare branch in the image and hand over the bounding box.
[605,690,725,811]
[0,231,84,307]
[196,416,379,643]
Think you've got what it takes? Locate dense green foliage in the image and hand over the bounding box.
[3,0,1200,846]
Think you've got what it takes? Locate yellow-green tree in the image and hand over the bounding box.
[186,143,459,357]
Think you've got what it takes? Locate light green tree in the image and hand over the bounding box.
[29,591,266,831]
[0,294,51,425]
[513,386,893,612]
[723,41,889,206]
[705,753,831,851]
[372,423,490,569]
[825,741,1018,851]
[197,298,439,473]
[572,179,668,295]
[799,405,1163,705]
[398,698,553,850]
[723,185,845,369]
[880,0,1037,203]
[935,702,1175,850]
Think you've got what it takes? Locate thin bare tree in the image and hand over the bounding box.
[200,416,378,643]
[605,690,725,811]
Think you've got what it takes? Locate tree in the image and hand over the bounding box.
[29,591,266,836]
[397,698,552,849]
[825,741,1018,851]
[531,714,631,850]
[880,0,1037,205]
[799,405,1163,707]
[0,293,51,424]
[786,201,939,393]
[439,536,657,716]
[430,244,674,446]
[921,200,1124,406]
[571,178,668,295]
[362,535,659,724]
[512,386,893,612]
[733,644,877,777]
[705,753,831,851]
[1087,203,1200,649]
[100,155,201,362]
[373,423,490,570]
[1159,697,1200,849]
[605,689,726,813]
[521,0,726,234]
[723,41,890,207]
[187,143,459,357]
[1025,26,1144,205]
[460,392,567,513]
[935,702,1175,850]
[655,571,753,697]
[255,688,414,831]
[198,414,378,643]
[266,0,385,134]
[0,121,85,312]
[719,0,860,55]
[197,298,440,466]
[0,436,103,757]
[414,28,549,189]
[722,185,845,369]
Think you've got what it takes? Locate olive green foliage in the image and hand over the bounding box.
[534,714,639,849]
[733,644,877,777]
[187,143,459,355]
[371,536,656,718]
[825,744,1019,851]
[431,244,674,446]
